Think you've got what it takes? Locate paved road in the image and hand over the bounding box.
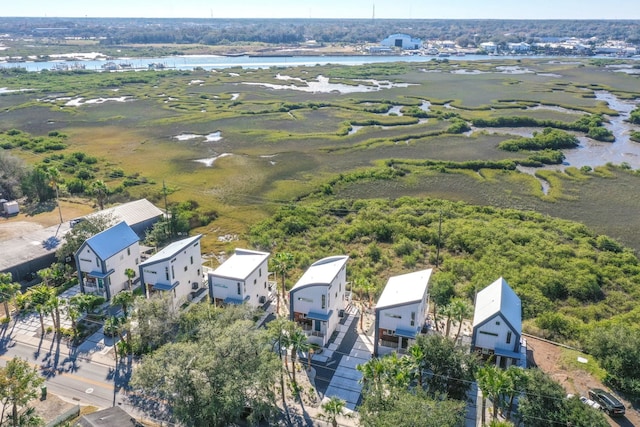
[0,332,129,409]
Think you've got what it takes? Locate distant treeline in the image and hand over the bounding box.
[0,17,639,45]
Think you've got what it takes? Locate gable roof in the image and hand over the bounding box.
[376,268,432,310]
[473,277,521,333]
[77,406,139,427]
[84,198,163,228]
[140,234,202,266]
[291,255,348,291]
[211,248,270,280]
[82,221,139,261]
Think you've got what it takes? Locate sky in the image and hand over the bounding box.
[3,0,640,20]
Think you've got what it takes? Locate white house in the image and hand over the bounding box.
[374,269,432,356]
[75,221,140,300]
[471,277,523,368]
[139,234,203,310]
[289,255,349,346]
[208,248,271,307]
[480,41,498,54]
[380,33,422,50]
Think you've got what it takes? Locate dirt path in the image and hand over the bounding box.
[527,335,639,426]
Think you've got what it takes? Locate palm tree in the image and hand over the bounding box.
[66,303,81,339]
[477,364,508,423]
[124,268,136,291]
[450,297,473,342]
[91,180,109,210]
[0,273,21,321]
[24,284,55,335]
[288,328,309,388]
[46,295,63,336]
[271,252,294,315]
[357,357,386,400]
[112,290,135,319]
[440,303,454,338]
[320,397,349,427]
[503,366,528,420]
[36,268,53,287]
[406,344,426,388]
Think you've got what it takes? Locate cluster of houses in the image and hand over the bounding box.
[368,33,638,58]
[1,198,526,367]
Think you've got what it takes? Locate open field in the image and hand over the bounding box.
[1,58,640,255]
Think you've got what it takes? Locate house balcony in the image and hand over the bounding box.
[82,281,106,296]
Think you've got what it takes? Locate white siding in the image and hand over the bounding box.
[378,301,422,332]
[77,246,100,275]
[142,241,202,310]
[104,243,140,295]
[474,314,515,350]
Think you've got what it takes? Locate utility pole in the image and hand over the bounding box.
[435,210,442,268]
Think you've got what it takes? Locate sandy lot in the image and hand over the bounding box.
[527,335,639,427]
[0,199,95,241]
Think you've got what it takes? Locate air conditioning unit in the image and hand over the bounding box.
[259,296,266,304]
[302,313,307,318]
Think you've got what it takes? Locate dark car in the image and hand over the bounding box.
[588,388,625,417]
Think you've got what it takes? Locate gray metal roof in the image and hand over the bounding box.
[472,277,522,333]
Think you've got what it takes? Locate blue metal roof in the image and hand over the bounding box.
[307,310,333,321]
[87,269,114,279]
[153,281,179,291]
[224,295,250,305]
[395,327,419,339]
[494,345,522,360]
[84,221,139,261]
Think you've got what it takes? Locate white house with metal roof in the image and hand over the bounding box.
[380,33,423,50]
[289,255,349,346]
[471,277,523,368]
[75,221,140,300]
[139,234,203,310]
[208,248,271,307]
[374,268,432,356]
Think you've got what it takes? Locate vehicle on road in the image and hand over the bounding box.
[588,388,625,417]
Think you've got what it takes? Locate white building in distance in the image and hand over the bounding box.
[380,33,422,50]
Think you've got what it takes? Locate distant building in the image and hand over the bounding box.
[75,221,140,301]
[208,248,271,307]
[139,234,203,310]
[374,269,432,356]
[380,33,422,50]
[507,42,531,53]
[471,277,525,368]
[480,42,498,53]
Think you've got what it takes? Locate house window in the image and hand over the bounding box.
[171,266,175,279]
[127,247,131,256]
[479,330,499,337]
[411,312,416,327]
[190,256,193,265]
[197,269,200,276]
[237,282,241,295]
[184,266,188,272]
[506,332,512,344]
[321,295,326,309]
[254,278,257,285]
[135,258,139,265]
[259,268,262,277]
[165,267,169,281]
[496,321,501,325]
[96,257,100,267]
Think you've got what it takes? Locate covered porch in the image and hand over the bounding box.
[82,269,112,298]
[294,310,332,346]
